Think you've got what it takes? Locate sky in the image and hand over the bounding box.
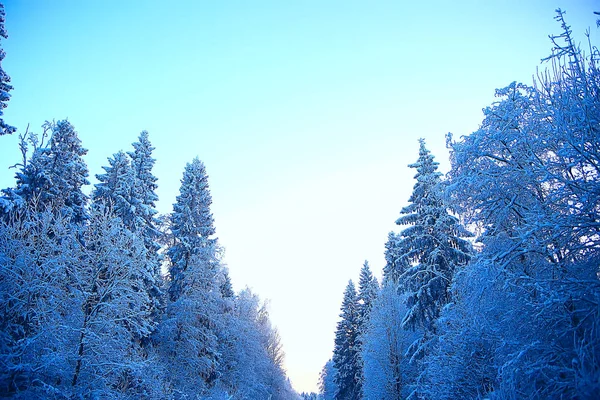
[1,0,598,393]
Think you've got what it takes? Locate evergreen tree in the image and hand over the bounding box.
[385,139,471,331]
[167,157,216,302]
[11,120,89,222]
[355,261,378,398]
[319,359,339,400]
[357,261,378,331]
[0,2,15,136]
[128,130,160,236]
[219,269,235,299]
[158,158,221,395]
[332,280,361,400]
[127,131,163,324]
[92,150,136,224]
[158,248,221,395]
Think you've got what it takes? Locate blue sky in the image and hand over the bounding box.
[1,0,598,393]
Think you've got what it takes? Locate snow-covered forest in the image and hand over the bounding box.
[1,4,599,400]
[318,10,600,400]
[0,4,295,398]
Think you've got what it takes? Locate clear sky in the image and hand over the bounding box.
[1,0,597,393]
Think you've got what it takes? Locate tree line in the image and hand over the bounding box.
[319,10,600,400]
[0,6,296,399]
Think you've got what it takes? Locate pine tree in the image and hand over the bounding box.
[93,147,163,331]
[158,158,221,395]
[128,131,159,236]
[357,261,379,331]
[355,261,379,397]
[319,359,339,400]
[0,3,15,136]
[219,270,234,299]
[15,120,89,222]
[385,139,471,331]
[157,248,221,395]
[167,157,216,302]
[92,150,136,224]
[127,131,163,323]
[333,280,361,400]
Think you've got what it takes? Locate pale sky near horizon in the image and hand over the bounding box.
[1,0,597,393]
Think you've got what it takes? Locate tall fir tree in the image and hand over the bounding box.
[385,139,471,331]
[10,120,89,222]
[0,2,15,135]
[167,157,216,302]
[357,261,379,331]
[158,158,222,395]
[319,359,339,400]
[127,131,164,323]
[355,261,379,397]
[128,131,160,235]
[92,150,136,224]
[332,280,361,400]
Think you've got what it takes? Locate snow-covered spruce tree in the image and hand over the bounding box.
[158,249,222,396]
[219,269,235,299]
[8,120,89,223]
[385,139,471,331]
[127,131,164,325]
[357,261,379,332]
[167,157,216,302]
[158,157,222,396]
[355,261,378,398]
[95,132,164,324]
[127,131,160,236]
[93,151,136,222]
[0,2,15,136]
[319,359,338,400]
[332,280,361,400]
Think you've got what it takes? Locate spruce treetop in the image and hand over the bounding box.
[385,139,471,331]
[168,157,217,302]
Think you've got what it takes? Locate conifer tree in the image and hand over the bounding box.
[0,3,15,136]
[357,261,379,331]
[158,158,221,395]
[332,280,361,400]
[219,269,235,299]
[92,150,136,222]
[385,139,471,331]
[355,261,379,397]
[127,131,163,322]
[128,131,159,235]
[319,359,339,400]
[167,157,216,302]
[12,120,89,222]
